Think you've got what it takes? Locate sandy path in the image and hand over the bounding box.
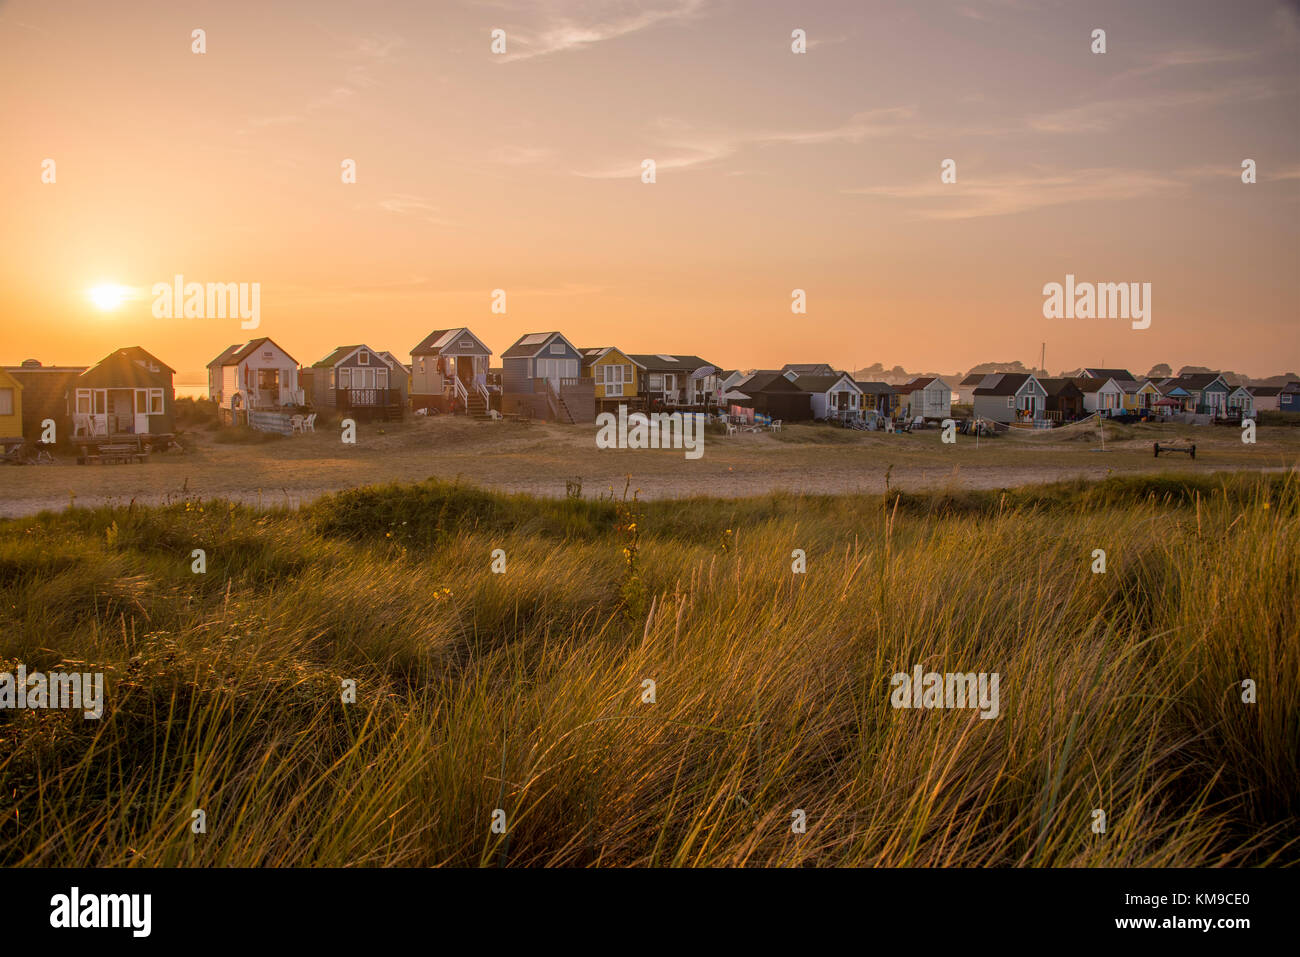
[1,418,1296,517]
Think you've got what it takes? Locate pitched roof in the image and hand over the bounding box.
[1249,386,1283,396]
[959,373,988,386]
[896,376,944,394]
[780,362,836,376]
[1070,376,1113,393]
[230,338,272,363]
[792,373,858,393]
[1172,373,1226,390]
[1035,377,1082,397]
[855,380,895,395]
[627,353,718,373]
[313,345,363,368]
[207,344,242,369]
[1114,379,1149,393]
[80,346,175,385]
[312,345,400,369]
[976,373,1034,396]
[217,337,296,366]
[503,332,572,359]
[410,327,492,357]
[1081,368,1134,382]
[734,370,806,393]
[579,347,644,369]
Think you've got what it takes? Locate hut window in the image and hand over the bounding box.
[76,390,91,414]
[149,389,164,414]
[549,343,564,354]
[339,369,351,389]
[359,352,369,365]
[0,388,12,416]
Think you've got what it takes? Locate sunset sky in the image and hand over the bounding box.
[2,0,1298,383]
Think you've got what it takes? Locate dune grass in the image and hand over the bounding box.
[0,471,1296,866]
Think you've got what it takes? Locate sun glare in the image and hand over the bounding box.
[88,283,129,311]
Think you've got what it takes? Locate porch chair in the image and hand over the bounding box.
[769,419,782,432]
[290,415,305,434]
[304,413,317,432]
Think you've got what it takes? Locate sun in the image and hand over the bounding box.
[87,283,130,311]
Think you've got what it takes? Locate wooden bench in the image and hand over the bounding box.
[95,443,149,464]
[1154,442,1196,459]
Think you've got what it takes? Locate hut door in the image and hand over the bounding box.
[134,389,150,434]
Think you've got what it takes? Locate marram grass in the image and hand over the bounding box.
[0,471,1295,866]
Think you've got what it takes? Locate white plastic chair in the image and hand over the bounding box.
[770,419,782,432]
[290,415,304,434]
[305,413,317,432]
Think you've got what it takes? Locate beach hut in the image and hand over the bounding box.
[1072,377,1125,415]
[1037,378,1085,423]
[409,327,492,414]
[628,354,721,410]
[1226,385,1255,417]
[973,373,1046,424]
[0,367,23,449]
[1248,386,1282,412]
[1161,373,1230,416]
[208,338,303,419]
[502,332,593,423]
[2,360,88,446]
[70,346,176,442]
[580,347,644,412]
[793,372,863,421]
[895,376,952,420]
[727,371,813,422]
[310,345,406,420]
[855,381,898,420]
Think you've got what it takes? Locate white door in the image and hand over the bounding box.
[134,389,149,434]
[605,364,624,397]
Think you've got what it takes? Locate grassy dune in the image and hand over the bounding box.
[0,472,1296,866]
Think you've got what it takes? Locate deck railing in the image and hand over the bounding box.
[338,388,400,409]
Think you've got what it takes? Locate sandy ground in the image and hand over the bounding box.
[1,416,1297,517]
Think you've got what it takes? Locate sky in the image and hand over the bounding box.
[2,0,1298,383]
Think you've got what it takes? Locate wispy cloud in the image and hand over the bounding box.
[846,167,1183,220]
[486,145,556,166]
[491,0,709,63]
[375,194,454,226]
[247,34,401,129]
[572,107,916,178]
[1029,79,1279,134]
[1115,45,1259,82]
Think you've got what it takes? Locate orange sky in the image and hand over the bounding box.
[2,0,1298,382]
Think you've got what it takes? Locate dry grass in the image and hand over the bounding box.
[0,472,1296,866]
